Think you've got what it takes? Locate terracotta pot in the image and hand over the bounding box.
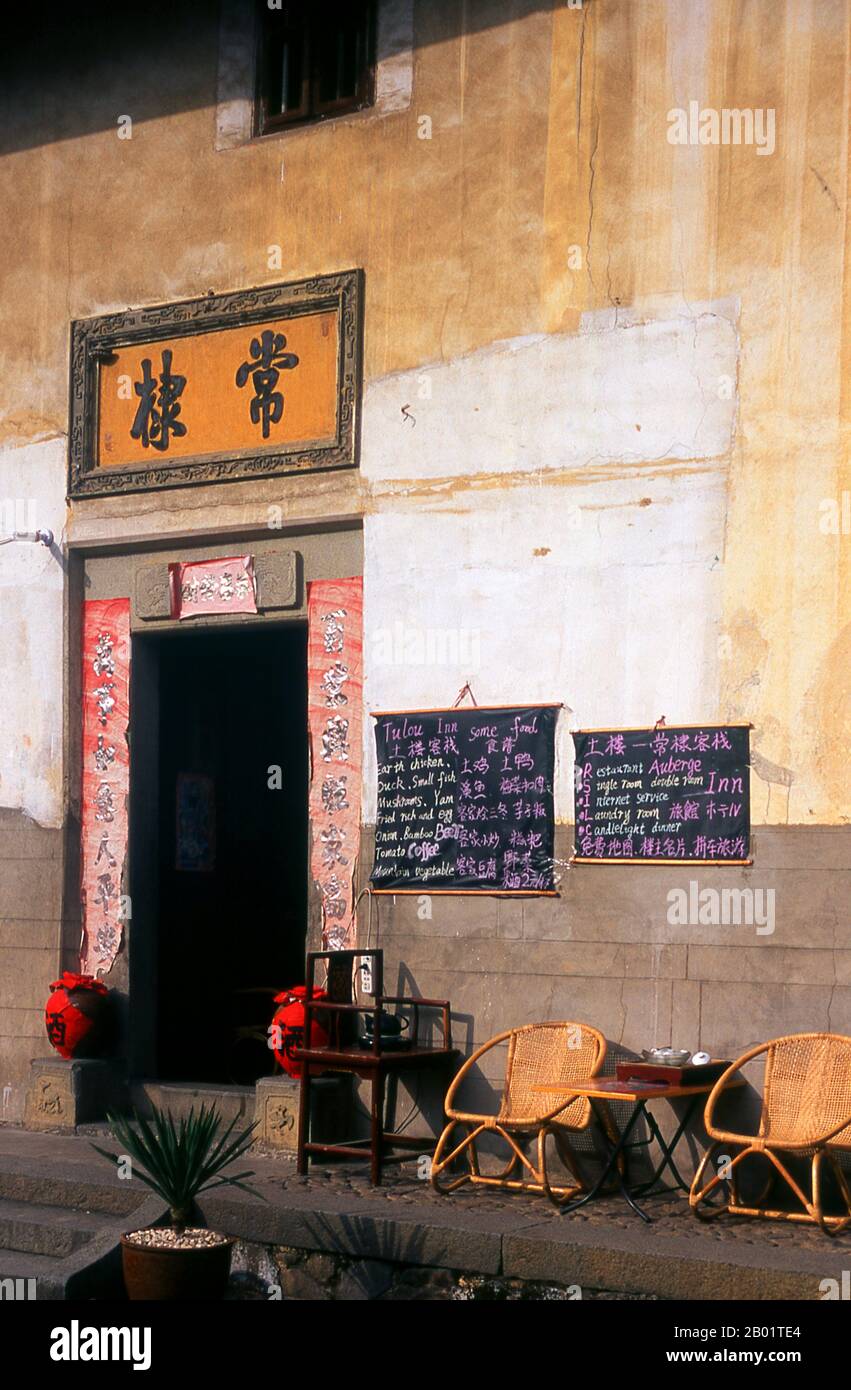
[120,1233,234,1301]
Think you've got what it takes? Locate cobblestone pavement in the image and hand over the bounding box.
[251,1145,850,1259]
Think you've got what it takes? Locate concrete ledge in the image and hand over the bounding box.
[502,1215,847,1301]
[200,1179,851,1299]
[199,1185,534,1276]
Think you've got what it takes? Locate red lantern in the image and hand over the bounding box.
[45,972,109,1060]
[270,986,329,1078]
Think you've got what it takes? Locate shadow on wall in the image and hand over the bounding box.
[353,978,820,1191]
[0,0,559,158]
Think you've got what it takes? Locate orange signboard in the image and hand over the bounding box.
[97,310,339,469]
[69,272,363,497]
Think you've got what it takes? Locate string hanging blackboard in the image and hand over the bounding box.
[572,723,751,864]
[370,705,559,893]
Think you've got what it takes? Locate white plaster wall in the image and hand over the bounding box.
[362,303,738,481]
[361,306,738,822]
[0,437,66,828]
[0,307,738,837]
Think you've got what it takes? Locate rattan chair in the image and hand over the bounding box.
[690,1032,851,1234]
[430,1021,613,1205]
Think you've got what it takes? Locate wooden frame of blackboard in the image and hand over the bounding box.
[571,720,753,866]
[572,854,752,866]
[371,703,564,717]
[573,721,754,732]
[369,889,560,903]
[370,701,563,896]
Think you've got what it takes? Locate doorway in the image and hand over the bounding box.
[130,623,308,1085]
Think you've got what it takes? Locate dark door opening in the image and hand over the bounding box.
[145,624,308,1084]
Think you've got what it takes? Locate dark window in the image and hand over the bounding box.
[256,2,376,135]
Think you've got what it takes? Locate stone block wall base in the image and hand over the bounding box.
[23,1057,127,1132]
[254,1075,352,1151]
[228,1241,584,1302]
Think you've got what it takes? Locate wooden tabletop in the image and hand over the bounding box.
[532,1075,744,1102]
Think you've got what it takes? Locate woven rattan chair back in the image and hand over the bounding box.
[691,1031,851,1232]
[760,1033,851,1150]
[498,1022,605,1129]
[432,1019,608,1205]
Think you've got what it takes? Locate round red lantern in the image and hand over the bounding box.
[45,972,109,1060]
[270,986,329,1078]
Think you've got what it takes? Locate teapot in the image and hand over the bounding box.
[363,1010,409,1038]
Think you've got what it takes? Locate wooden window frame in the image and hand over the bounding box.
[255,2,377,137]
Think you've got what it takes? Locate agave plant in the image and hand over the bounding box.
[92,1103,263,1232]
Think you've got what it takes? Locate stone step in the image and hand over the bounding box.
[0,1197,116,1257]
[0,1163,145,1217]
[129,1080,255,1129]
[0,1131,166,1299]
[0,1248,60,1299]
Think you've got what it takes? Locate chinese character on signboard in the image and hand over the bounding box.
[168,555,257,620]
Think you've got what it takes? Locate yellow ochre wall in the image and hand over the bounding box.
[0,0,847,828]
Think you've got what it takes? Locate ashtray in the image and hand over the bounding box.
[641,1047,691,1067]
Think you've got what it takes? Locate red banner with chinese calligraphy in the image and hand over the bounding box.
[169,555,257,619]
[307,578,363,950]
[80,599,131,977]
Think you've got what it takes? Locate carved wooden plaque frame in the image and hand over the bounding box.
[68,270,363,498]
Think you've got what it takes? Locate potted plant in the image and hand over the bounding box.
[93,1103,262,1301]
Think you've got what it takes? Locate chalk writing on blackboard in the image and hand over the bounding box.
[572,724,751,863]
[371,705,559,892]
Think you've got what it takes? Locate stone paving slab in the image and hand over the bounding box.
[0,1126,150,1215]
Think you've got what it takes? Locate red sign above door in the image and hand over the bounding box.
[168,555,258,620]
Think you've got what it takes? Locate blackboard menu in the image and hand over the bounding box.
[371,705,558,892]
[573,725,750,863]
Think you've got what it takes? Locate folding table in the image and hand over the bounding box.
[533,1074,744,1222]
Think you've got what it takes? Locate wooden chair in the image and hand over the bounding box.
[689,1032,851,1234]
[430,1021,612,1205]
[296,949,458,1185]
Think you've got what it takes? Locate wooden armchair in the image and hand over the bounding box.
[430,1021,612,1205]
[689,1032,851,1234]
[296,948,457,1185]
